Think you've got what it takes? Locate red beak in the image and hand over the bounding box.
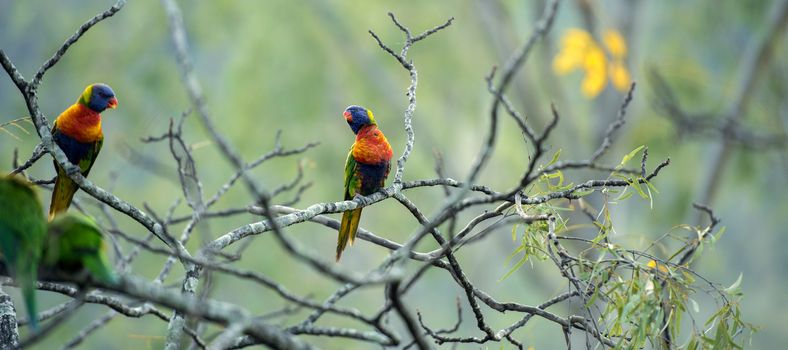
[107,97,118,109]
[343,110,352,122]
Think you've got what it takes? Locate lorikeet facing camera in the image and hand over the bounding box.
[0,176,47,329]
[49,83,117,220]
[336,106,393,261]
[44,213,118,286]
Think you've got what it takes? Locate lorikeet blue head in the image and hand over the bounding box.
[344,105,377,134]
[79,83,118,113]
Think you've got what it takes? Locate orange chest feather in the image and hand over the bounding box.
[55,104,103,143]
[352,127,393,164]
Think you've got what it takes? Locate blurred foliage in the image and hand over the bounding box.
[1,0,786,348]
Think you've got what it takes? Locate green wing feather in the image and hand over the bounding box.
[337,149,362,261]
[0,177,47,329]
[83,138,104,175]
[343,149,359,201]
[45,213,117,285]
[49,124,103,220]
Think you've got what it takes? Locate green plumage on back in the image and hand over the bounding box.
[44,213,117,286]
[0,176,47,330]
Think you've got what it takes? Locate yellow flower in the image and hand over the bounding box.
[603,30,627,58]
[609,60,631,91]
[583,46,606,75]
[552,51,582,74]
[553,28,631,98]
[561,28,593,52]
[552,29,592,74]
[581,47,606,97]
[582,70,607,97]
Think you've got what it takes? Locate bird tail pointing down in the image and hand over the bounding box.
[49,168,77,221]
[336,208,362,261]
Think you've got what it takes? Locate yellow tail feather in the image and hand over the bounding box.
[49,173,77,221]
[336,208,362,261]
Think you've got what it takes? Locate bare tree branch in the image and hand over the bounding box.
[0,1,748,349]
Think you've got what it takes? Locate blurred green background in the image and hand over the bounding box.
[1,0,786,348]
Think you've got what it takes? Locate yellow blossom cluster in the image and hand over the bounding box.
[553,28,631,98]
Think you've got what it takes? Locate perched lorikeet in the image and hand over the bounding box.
[0,176,47,329]
[44,213,118,286]
[48,83,117,221]
[336,106,393,261]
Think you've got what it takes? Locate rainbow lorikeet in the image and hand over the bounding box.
[336,106,393,261]
[44,213,118,286]
[48,83,117,221]
[0,176,47,329]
